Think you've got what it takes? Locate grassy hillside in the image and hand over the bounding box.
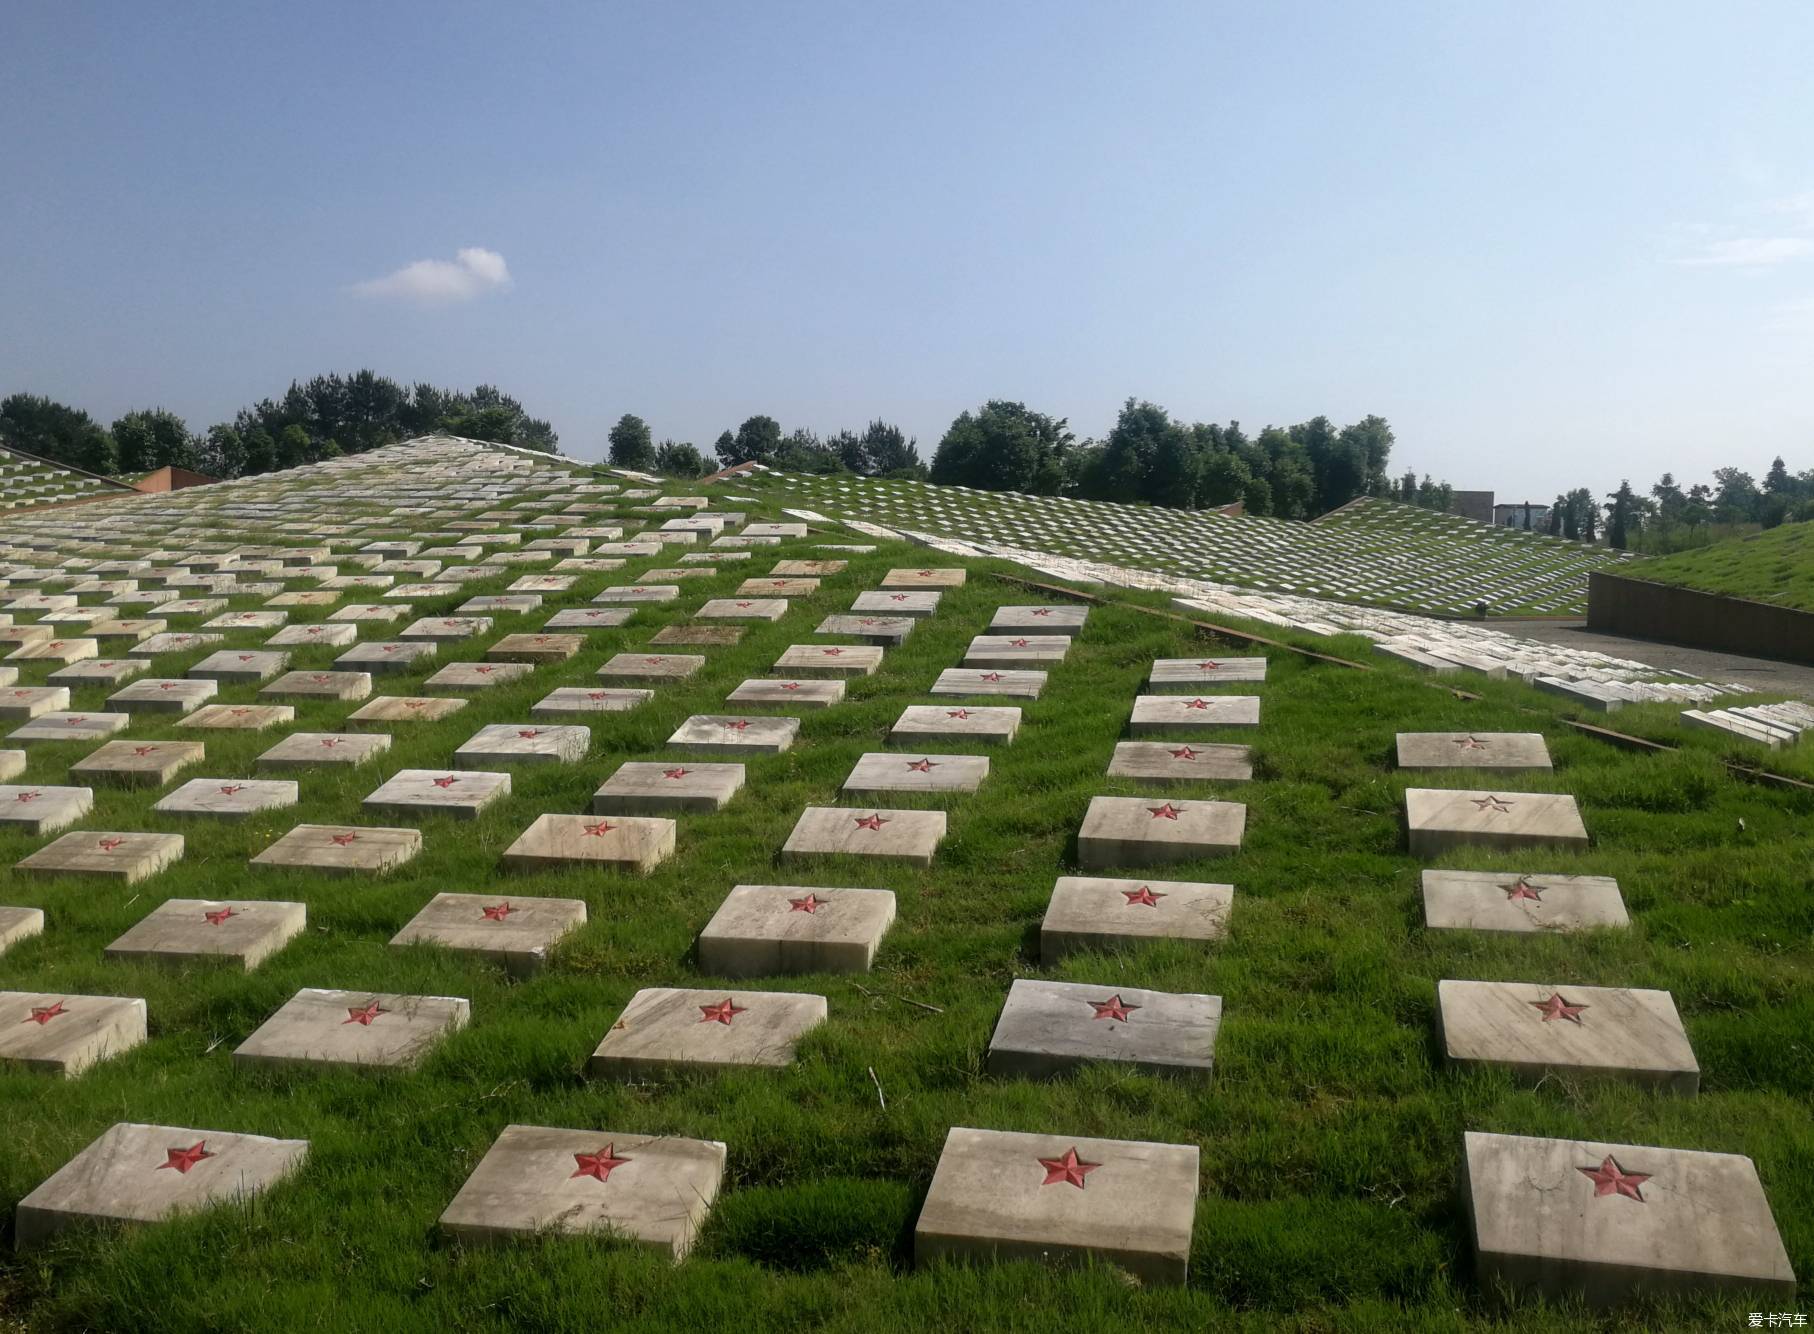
[1625,521,1814,611]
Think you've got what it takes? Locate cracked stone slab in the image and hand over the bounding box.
[986,978,1221,1080]
[1405,788,1589,855]
[1462,1130,1795,1305]
[260,670,373,701]
[502,813,676,872]
[250,823,421,874]
[930,668,1045,699]
[726,679,844,709]
[1420,869,1629,934]
[1437,979,1698,1093]
[1146,657,1268,690]
[668,714,799,755]
[0,785,94,834]
[890,704,1020,745]
[697,884,895,977]
[153,778,300,821]
[843,752,988,794]
[233,987,469,1071]
[587,986,827,1078]
[596,652,704,684]
[781,806,946,867]
[1107,741,1252,783]
[914,1127,1197,1287]
[454,723,589,767]
[0,990,147,1077]
[532,687,651,716]
[594,761,744,814]
[1076,795,1245,868]
[16,831,183,883]
[1040,875,1234,961]
[105,898,304,970]
[438,1125,725,1256]
[815,614,914,646]
[773,644,882,677]
[1128,694,1260,733]
[70,740,206,787]
[391,892,585,976]
[363,768,511,819]
[1396,732,1554,771]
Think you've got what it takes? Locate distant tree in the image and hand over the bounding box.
[774,428,845,474]
[197,424,247,478]
[861,419,922,476]
[0,393,117,473]
[1650,473,1685,525]
[1711,467,1761,524]
[111,408,198,474]
[1683,482,1713,526]
[712,430,736,466]
[1198,450,1252,507]
[1240,475,1272,516]
[1547,494,1568,536]
[652,440,708,477]
[929,400,1075,494]
[607,414,656,470]
[1398,469,1417,503]
[1764,455,1793,495]
[1603,479,1641,550]
[715,415,782,467]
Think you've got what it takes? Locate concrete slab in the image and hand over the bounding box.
[963,635,1071,669]
[128,632,223,657]
[668,714,799,755]
[781,806,946,867]
[773,644,884,678]
[1146,657,1268,690]
[852,590,940,617]
[188,650,289,684]
[880,567,964,589]
[771,559,845,576]
[989,605,1088,636]
[697,598,787,622]
[890,703,1020,745]
[6,636,98,666]
[13,1122,309,1250]
[0,991,147,1076]
[267,622,358,648]
[0,686,71,720]
[915,1127,1197,1286]
[843,751,989,794]
[390,892,585,976]
[336,641,437,675]
[1076,795,1246,868]
[344,695,469,726]
[649,624,743,646]
[726,679,844,709]
[257,732,392,770]
[930,668,1045,699]
[1128,694,1261,733]
[1405,788,1589,855]
[438,1124,725,1255]
[48,657,148,687]
[1421,869,1629,934]
[488,632,583,663]
[696,884,895,977]
[153,778,300,821]
[108,678,218,715]
[986,978,1221,1079]
[1041,875,1234,962]
[1437,979,1698,1093]
[455,723,589,767]
[531,687,652,717]
[399,615,492,642]
[10,711,131,743]
[250,823,421,874]
[1396,732,1554,771]
[363,768,511,820]
[0,785,94,835]
[16,831,183,883]
[545,607,633,630]
[502,813,676,872]
[0,905,45,957]
[815,614,913,646]
[233,987,468,1071]
[179,704,295,731]
[105,899,304,969]
[594,761,745,814]
[597,652,704,684]
[260,670,373,701]
[587,986,827,1077]
[1107,741,1252,783]
[70,740,206,787]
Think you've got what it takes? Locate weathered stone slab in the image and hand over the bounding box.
[399,615,492,642]
[697,598,787,622]
[390,892,585,975]
[345,696,469,726]
[250,823,420,874]
[336,640,436,675]
[105,898,304,969]
[257,731,391,769]
[881,567,965,589]
[930,668,1045,699]
[260,670,372,701]
[1437,979,1698,1093]
[531,687,651,716]
[649,623,742,646]
[594,761,745,814]
[770,559,845,576]
[726,678,844,709]
[0,991,146,1076]
[0,785,94,834]
[1128,694,1260,733]
[1108,741,1252,783]
[70,740,206,787]
[593,584,679,604]
[425,660,533,690]
[697,885,895,977]
[597,652,704,684]
[668,714,799,755]
[16,831,183,883]
[48,657,148,686]
[203,609,287,631]
[890,703,1020,745]
[108,678,218,716]
[915,1127,1197,1286]
[454,723,589,767]
[1146,657,1268,690]
[88,618,166,645]
[989,605,1088,636]
[179,704,295,731]
[963,635,1070,669]
[1076,795,1245,868]
[458,594,540,615]
[153,778,299,821]
[773,644,882,677]
[852,590,940,617]
[1462,1130,1795,1304]
[438,1125,724,1255]
[1420,869,1630,934]
[1396,732,1554,771]
[502,813,676,872]
[986,978,1221,1079]
[488,632,582,663]
[588,987,827,1078]
[1405,788,1589,855]
[0,686,71,720]
[545,607,633,630]
[363,768,511,819]
[6,636,98,666]
[128,631,222,657]
[781,806,946,867]
[10,711,131,743]
[14,1121,310,1249]
[843,752,989,794]
[0,905,45,956]
[234,987,468,1071]
[0,750,19,782]
[156,597,229,616]
[1041,875,1233,961]
[266,622,358,648]
[815,614,914,645]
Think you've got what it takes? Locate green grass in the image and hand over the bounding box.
[0,493,1810,1331]
[1626,521,1814,612]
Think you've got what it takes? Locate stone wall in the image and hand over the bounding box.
[1587,571,1814,665]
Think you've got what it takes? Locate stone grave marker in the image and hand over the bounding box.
[597,652,705,684]
[0,785,94,834]
[0,990,147,1076]
[781,806,946,867]
[815,614,913,646]
[458,594,540,615]
[545,607,633,630]
[1421,869,1629,934]
[737,577,817,598]
[989,605,1088,636]
[153,778,300,821]
[1076,795,1245,867]
[105,898,304,970]
[1146,657,1268,690]
[16,831,183,883]
[588,987,827,1077]
[390,892,585,976]
[233,988,469,1071]
[488,632,583,663]
[400,615,492,641]
[1437,979,1698,1092]
[773,644,883,677]
[203,609,287,630]
[531,687,651,716]
[257,731,392,770]
[594,584,680,604]
[6,637,98,666]
[696,598,787,622]
[13,1123,310,1250]
[963,635,1070,669]
[914,1127,1197,1286]
[344,696,469,727]
[260,670,373,701]
[890,703,1020,745]
[10,711,131,744]
[1041,875,1234,961]
[594,761,745,813]
[187,650,289,684]
[880,567,964,589]
[0,686,71,720]
[502,814,676,872]
[250,823,421,874]
[1396,732,1554,771]
[336,641,436,675]
[0,906,45,956]
[985,978,1221,1079]
[48,658,148,687]
[425,660,533,691]
[109,678,219,716]
[668,714,799,756]
[437,1125,724,1255]
[843,752,989,795]
[852,590,939,618]
[1405,788,1589,855]
[454,723,589,767]
[726,678,844,709]
[650,624,743,646]
[88,618,166,646]
[930,668,1046,700]
[1462,1130,1795,1303]
[69,740,206,787]
[1128,694,1260,733]
[363,768,511,820]
[179,704,295,731]
[697,885,895,977]
[129,632,223,657]
[0,750,22,782]
[1107,741,1252,783]
[267,622,358,648]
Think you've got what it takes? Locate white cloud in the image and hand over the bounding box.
[1675,236,1814,268]
[353,247,512,301]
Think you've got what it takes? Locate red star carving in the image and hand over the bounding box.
[1122,885,1166,907]
[14,791,38,802]
[310,674,330,683]
[1578,1155,1650,1202]
[1502,878,1544,902]
[1009,638,1030,648]
[946,708,971,719]
[821,648,844,656]
[1089,994,1140,1021]
[65,716,86,724]
[853,813,889,830]
[780,681,802,690]
[1169,746,1198,760]
[306,627,324,636]
[158,1141,214,1174]
[582,820,614,836]
[405,700,427,709]
[888,593,908,601]
[1031,608,1052,616]
[916,569,933,576]
[237,654,254,662]
[381,644,401,653]
[320,738,341,747]
[480,902,514,921]
[97,836,125,852]
[698,998,747,1025]
[1182,697,1210,710]
[771,580,788,588]
[230,707,253,716]
[475,665,497,674]
[431,775,458,788]
[663,767,689,779]
[343,1000,387,1025]
[1531,993,1589,1025]
[1472,794,1514,814]
[905,758,937,772]
[517,729,542,738]
[1037,1146,1101,1189]
[132,745,157,756]
[788,893,826,913]
[1148,803,1183,820]
[24,1000,66,1025]
[329,831,358,846]
[723,719,751,731]
[979,672,1003,682]
[1453,735,1489,750]
[158,682,178,690]
[644,657,664,665]
[571,1144,632,1183]
[204,907,237,925]
[219,785,245,796]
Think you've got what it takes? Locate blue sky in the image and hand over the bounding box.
[3,2,1812,499]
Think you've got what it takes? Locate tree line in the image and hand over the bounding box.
[1545,458,1814,551]
[606,413,926,480]
[0,372,556,480]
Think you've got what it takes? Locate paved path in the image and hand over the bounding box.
[1506,620,1814,699]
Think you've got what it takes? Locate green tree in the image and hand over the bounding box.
[652,440,708,477]
[1603,479,1640,550]
[0,393,116,473]
[607,414,656,470]
[716,415,782,467]
[862,419,921,476]
[1198,450,1252,507]
[111,408,198,473]
[929,401,1074,494]
[1711,467,1760,523]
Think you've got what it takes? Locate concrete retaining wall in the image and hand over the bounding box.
[1587,572,1814,666]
